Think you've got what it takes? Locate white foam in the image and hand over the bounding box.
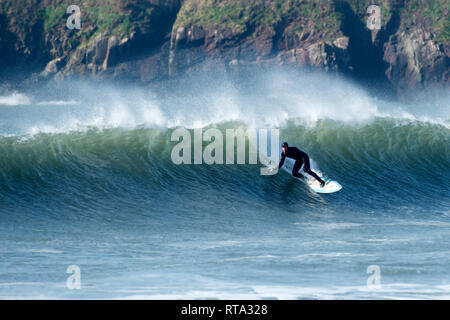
[224,255,279,262]
[0,92,30,106]
[37,100,78,106]
[24,94,166,135]
[1,71,448,136]
[25,249,63,254]
[116,282,450,300]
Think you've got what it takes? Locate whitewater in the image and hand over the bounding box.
[0,70,449,299]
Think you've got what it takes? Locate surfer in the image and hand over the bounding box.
[279,142,326,187]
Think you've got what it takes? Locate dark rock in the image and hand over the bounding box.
[0,0,448,98]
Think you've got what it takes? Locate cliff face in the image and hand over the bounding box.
[0,0,448,97]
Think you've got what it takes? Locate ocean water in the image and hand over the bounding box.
[0,71,449,299]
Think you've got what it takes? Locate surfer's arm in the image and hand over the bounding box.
[278,153,286,169]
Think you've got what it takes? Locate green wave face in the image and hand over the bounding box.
[0,72,448,218]
[0,119,448,217]
[0,72,449,299]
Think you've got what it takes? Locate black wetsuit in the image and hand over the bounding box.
[279,146,324,184]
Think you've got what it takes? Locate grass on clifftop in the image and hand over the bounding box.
[174,0,449,45]
[400,0,449,44]
[39,0,177,50]
[174,0,342,41]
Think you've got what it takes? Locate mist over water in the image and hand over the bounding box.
[0,70,449,299]
[1,69,448,135]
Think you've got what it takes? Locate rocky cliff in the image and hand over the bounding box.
[0,0,448,97]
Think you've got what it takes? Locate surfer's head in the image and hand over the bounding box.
[282,142,288,153]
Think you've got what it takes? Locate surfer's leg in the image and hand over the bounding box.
[292,160,305,179]
[303,156,325,185]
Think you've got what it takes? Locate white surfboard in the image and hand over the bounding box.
[264,157,342,194]
[307,177,342,193]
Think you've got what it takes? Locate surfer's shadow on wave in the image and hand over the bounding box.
[297,179,328,204]
[277,178,327,205]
